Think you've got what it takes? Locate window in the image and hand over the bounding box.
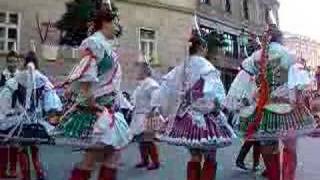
[139,28,158,65]
[225,0,231,13]
[0,11,20,52]
[0,12,5,23]
[200,0,210,4]
[243,0,250,20]
[223,33,238,58]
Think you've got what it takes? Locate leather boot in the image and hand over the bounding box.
[253,142,261,171]
[187,161,201,180]
[0,147,8,178]
[236,141,253,170]
[282,148,297,180]
[18,151,31,180]
[98,166,117,180]
[135,143,149,168]
[31,146,46,179]
[69,167,92,180]
[147,143,160,170]
[8,146,18,178]
[265,153,280,180]
[200,161,217,180]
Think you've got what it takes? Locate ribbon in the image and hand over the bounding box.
[245,26,272,140]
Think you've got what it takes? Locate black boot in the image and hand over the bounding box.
[236,141,253,170]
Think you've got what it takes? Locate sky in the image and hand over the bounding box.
[279,0,320,41]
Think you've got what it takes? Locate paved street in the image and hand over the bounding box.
[39,137,320,180]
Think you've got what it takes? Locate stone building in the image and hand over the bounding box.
[196,0,279,89]
[0,0,280,90]
[283,32,320,73]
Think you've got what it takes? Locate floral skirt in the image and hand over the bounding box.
[159,112,236,150]
[240,105,315,140]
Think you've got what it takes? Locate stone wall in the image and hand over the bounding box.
[0,0,69,54]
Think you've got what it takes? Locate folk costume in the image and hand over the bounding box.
[229,23,315,180]
[159,26,236,180]
[12,59,62,180]
[57,10,132,178]
[224,70,262,171]
[130,64,162,170]
[0,69,20,178]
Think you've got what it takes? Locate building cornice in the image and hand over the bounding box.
[116,0,194,15]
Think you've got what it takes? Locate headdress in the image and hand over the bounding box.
[188,13,209,47]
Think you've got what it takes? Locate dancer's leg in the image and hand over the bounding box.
[68,150,97,180]
[187,149,202,180]
[236,140,254,170]
[201,149,217,180]
[135,142,149,168]
[98,149,120,180]
[146,142,160,170]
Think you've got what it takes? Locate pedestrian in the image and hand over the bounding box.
[56,6,132,180]
[0,50,20,179]
[159,28,236,180]
[130,60,162,170]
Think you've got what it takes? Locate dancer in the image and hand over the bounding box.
[230,23,315,180]
[0,50,20,178]
[224,67,261,171]
[130,60,161,170]
[56,6,131,180]
[159,28,236,180]
[14,51,62,180]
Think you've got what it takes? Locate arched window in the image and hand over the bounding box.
[243,0,250,20]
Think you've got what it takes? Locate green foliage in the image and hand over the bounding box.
[56,0,96,46]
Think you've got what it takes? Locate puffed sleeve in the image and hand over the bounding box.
[202,69,226,106]
[288,64,313,90]
[68,38,100,83]
[150,86,161,108]
[241,50,260,75]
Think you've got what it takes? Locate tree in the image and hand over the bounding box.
[56,0,96,46]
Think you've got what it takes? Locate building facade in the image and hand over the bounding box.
[196,0,279,89]
[0,0,280,90]
[283,32,320,73]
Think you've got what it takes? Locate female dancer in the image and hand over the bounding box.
[130,61,161,170]
[56,7,131,180]
[159,29,236,180]
[14,51,62,180]
[230,24,315,180]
